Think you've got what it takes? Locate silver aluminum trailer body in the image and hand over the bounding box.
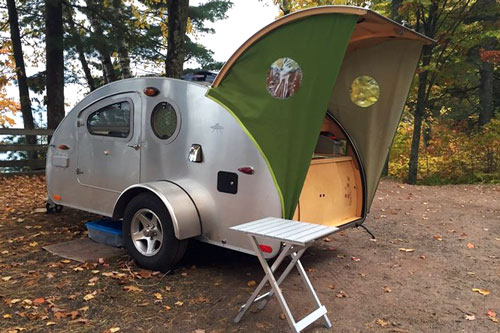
[46,78,283,259]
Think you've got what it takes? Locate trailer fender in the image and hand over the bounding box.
[113,181,201,240]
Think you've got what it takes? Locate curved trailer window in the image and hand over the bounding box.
[87,101,131,138]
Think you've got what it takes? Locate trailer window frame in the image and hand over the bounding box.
[150,100,181,143]
[86,99,133,139]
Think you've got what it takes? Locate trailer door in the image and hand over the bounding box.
[76,92,142,192]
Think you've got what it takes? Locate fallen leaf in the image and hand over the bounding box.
[154,293,163,300]
[181,272,188,277]
[73,267,84,272]
[376,318,389,327]
[193,330,205,333]
[433,235,442,241]
[175,301,184,306]
[10,299,21,304]
[60,260,70,264]
[69,311,79,320]
[351,256,360,262]
[33,298,45,305]
[328,284,335,290]
[3,314,12,319]
[29,242,38,247]
[464,314,476,321]
[78,306,89,312]
[164,305,171,312]
[123,285,143,292]
[83,294,95,301]
[88,277,99,284]
[279,313,286,320]
[486,310,498,323]
[247,280,256,287]
[109,328,120,333]
[384,287,392,293]
[2,276,12,281]
[336,291,348,298]
[398,248,415,252]
[137,270,152,279]
[472,288,490,296]
[54,311,66,319]
[323,237,332,242]
[46,321,56,326]
[419,254,426,259]
[466,242,474,249]
[70,318,88,324]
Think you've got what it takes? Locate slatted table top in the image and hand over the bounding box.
[230,217,339,246]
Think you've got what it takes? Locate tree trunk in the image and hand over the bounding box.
[478,39,495,127]
[112,0,131,79]
[65,4,96,91]
[46,0,65,129]
[407,45,433,184]
[85,0,116,83]
[391,0,403,22]
[165,0,189,78]
[7,0,37,160]
[101,54,115,83]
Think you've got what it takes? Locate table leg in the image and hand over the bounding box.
[234,242,292,323]
[248,235,299,332]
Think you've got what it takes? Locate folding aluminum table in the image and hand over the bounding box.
[231,217,338,333]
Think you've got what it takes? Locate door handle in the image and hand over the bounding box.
[127,143,141,150]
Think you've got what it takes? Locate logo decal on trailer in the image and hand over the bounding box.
[211,123,224,134]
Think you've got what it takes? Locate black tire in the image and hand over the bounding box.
[123,193,187,272]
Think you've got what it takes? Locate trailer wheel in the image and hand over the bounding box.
[123,193,187,272]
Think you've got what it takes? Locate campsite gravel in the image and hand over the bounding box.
[0,175,499,332]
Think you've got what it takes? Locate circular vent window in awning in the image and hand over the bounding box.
[349,75,380,108]
[266,57,303,99]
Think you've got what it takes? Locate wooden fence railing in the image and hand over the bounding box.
[0,128,54,176]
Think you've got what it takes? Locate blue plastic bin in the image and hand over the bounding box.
[86,219,123,248]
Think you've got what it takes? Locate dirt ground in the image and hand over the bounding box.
[0,176,499,333]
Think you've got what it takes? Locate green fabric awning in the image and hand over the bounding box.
[207,13,357,218]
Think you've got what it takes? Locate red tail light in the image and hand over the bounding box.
[259,244,272,253]
[238,167,255,175]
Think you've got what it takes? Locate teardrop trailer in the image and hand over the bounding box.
[46,6,432,331]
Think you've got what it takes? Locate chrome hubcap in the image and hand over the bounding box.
[130,208,163,256]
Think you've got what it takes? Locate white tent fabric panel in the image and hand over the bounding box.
[329,39,424,210]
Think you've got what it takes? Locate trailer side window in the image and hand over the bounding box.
[151,102,178,140]
[87,102,131,138]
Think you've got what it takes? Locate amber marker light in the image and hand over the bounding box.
[143,87,160,96]
[53,195,62,201]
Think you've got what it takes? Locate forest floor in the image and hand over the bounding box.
[0,176,499,333]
